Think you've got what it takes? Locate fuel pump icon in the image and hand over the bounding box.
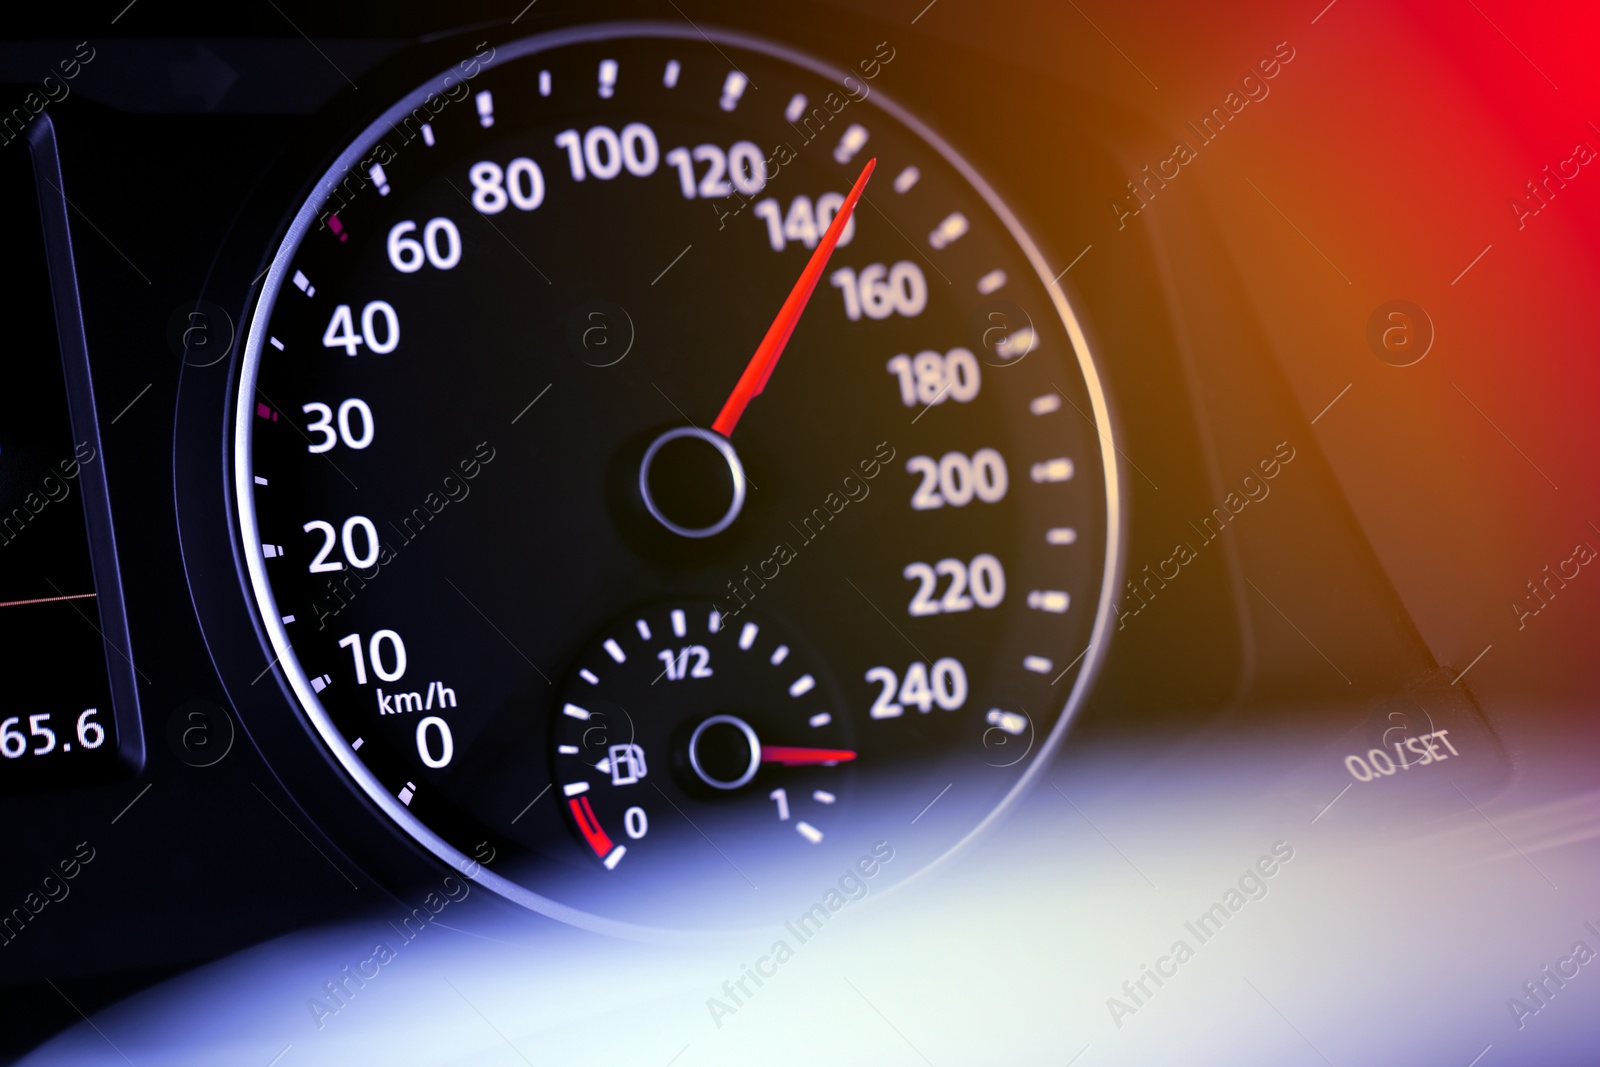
[607,743,648,786]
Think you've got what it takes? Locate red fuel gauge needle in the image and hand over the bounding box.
[710,157,877,437]
[761,746,858,766]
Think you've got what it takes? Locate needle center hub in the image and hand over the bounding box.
[688,714,761,790]
[639,426,746,538]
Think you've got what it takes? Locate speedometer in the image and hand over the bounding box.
[234,22,1121,933]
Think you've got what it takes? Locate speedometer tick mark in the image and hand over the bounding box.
[796,821,823,844]
[1023,656,1053,674]
[475,90,495,127]
[563,703,591,720]
[986,710,1027,736]
[538,70,551,97]
[398,781,416,806]
[598,59,618,98]
[604,639,627,663]
[1030,393,1061,415]
[719,71,748,111]
[1031,458,1075,483]
[262,544,283,558]
[579,668,599,685]
[268,336,284,351]
[834,124,868,164]
[769,644,789,666]
[809,712,832,727]
[814,790,836,804]
[558,745,578,755]
[281,614,295,623]
[789,674,815,698]
[977,269,1006,293]
[663,60,680,87]
[1047,527,1078,545]
[311,673,331,692]
[351,737,362,750]
[369,163,390,195]
[708,609,723,633]
[1027,590,1071,613]
[671,609,687,637]
[739,622,758,649]
[603,845,627,869]
[928,212,969,250]
[420,122,434,146]
[563,781,590,797]
[893,166,920,193]
[994,327,1035,361]
[291,269,314,297]
[785,93,807,122]
[636,619,652,640]
[254,475,268,485]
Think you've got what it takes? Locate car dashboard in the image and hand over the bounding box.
[3,2,1600,1064]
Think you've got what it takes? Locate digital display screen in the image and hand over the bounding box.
[0,137,121,792]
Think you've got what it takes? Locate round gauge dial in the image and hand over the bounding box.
[234,23,1121,933]
[551,600,858,874]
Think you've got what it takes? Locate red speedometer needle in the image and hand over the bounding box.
[710,157,877,437]
[761,745,858,766]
